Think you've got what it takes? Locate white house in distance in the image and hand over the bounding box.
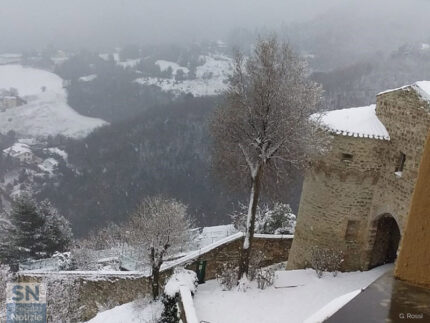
[0,88,26,111]
[2,143,37,164]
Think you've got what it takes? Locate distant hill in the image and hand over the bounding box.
[0,64,107,138]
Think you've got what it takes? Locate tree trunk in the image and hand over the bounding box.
[152,265,161,300]
[238,166,262,279]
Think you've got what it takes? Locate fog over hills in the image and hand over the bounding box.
[3,0,429,53]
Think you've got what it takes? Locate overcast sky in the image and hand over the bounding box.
[1,0,430,52]
[1,0,346,51]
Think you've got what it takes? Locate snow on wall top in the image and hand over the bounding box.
[315,105,390,140]
[415,81,430,101]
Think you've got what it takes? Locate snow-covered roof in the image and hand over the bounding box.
[2,143,32,157]
[377,81,430,101]
[79,74,97,82]
[315,105,390,140]
[38,158,59,174]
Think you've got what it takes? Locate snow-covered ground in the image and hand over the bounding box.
[0,65,107,138]
[156,60,190,75]
[98,53,141,69]
[194,264,393,323]
[86,299,162,323]
[135,54,232,96]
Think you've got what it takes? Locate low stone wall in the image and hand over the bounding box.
[183,235,293,281]
[17,272,162,322]
[18,235,293,321]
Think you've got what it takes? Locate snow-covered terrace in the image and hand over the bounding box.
[314,104,390,140]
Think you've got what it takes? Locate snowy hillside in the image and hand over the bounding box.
[0,65,107,138]
[135,54,232,97]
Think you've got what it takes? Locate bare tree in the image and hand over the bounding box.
[126,196,192,300]
[211,36,325,279]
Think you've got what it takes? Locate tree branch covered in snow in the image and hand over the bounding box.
[125,196,193,299]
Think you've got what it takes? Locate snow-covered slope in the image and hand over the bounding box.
[0,65,107,138]
[135,54,232,97]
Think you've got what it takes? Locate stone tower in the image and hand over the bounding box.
[287,82,430,271]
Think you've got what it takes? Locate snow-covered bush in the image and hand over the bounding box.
[256,268,275,290]
[164,268,198,297]
[262,203,296,235]
[52,251,73,270]
[216,263,238,290]
[237,275,251,292]
[247,249,265,281]
[310,247,344,278]
[160,268,197,323]
[230,202,296,235]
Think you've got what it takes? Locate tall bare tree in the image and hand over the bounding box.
[211,36,324,279]
[126,195,192,299]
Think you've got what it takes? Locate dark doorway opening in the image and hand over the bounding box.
[370,215,401,268]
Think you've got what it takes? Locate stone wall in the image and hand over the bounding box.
[288,85,430,271]
[287,135,387,271]
[17,272,160,322]
[19,235,292,321]
[184,236,292,280]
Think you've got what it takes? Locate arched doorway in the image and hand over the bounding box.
[369,214,401,268]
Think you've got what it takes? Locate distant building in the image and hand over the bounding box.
[2,143,36,164]
[0,89,26,111]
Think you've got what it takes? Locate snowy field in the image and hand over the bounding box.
[0,65,107,138]
[135,54,232,96]
[194,264,393,323]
